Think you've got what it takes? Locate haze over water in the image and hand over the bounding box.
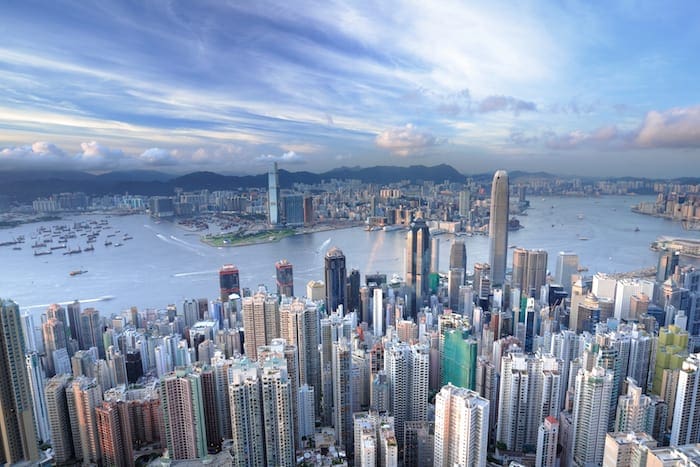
[1,195,692,316]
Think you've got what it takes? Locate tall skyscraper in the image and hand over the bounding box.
[406,217,430,315]
[433,384,489,467]
[571,366,615,467]
[45,374,74,465]
[488,170,509,287]
[275,260,294,297]
[333,338,354,455]
[80,307,104,358]
[0,299,39,464]
[449,240,467,273]
[430,237,440,274]
[512,248,548,299]
[282,194,304,226]
[348,268,361,316]
[268,162,280,225]
[496,352,561,453]
[229,359,265,467]
[72,376,104,465]
[219,264,241,302]
[670,353,700,446]
[555,251,579,295]
[95,401,133,467]
[325,247,347,314]
[242,290,279,360]
[536,416,559,467]
[160,369,208,460]
[260,358,295,466]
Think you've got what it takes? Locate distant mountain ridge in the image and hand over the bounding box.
[0,165,696,202]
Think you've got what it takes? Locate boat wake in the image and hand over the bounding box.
[23,295,116,310]
[173,270,217,277]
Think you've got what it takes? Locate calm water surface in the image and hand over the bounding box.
[0,195,693,316]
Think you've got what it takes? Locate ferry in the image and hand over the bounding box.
[69,270,87,277]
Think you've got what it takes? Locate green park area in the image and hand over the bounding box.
[202,228,296,247]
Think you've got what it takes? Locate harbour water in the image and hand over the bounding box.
[0,195,693,316]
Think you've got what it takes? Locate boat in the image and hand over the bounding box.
[123,235,133,240]
[34,250,52,256]
[578,236,590,241]
[113,242,123,247]
[63,247,82,255]
[577,214,584,220]
[69,270,87,276]
[634,227,640,232]
[104,240,112,246]
[84,245,95,252]
[12,246,21,250]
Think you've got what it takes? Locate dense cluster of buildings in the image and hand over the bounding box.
[2,170,700,466]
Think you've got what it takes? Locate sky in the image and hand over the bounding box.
[1,1,699,177]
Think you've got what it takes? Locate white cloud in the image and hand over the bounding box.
[635,106,700,148]
[375,124,442,156]
[255,151,307,164]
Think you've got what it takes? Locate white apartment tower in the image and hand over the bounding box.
[670,353,700,446]
[536,416,559,467]
[434,384,489,467]
[497,352,562,452]
[571,366,615,467]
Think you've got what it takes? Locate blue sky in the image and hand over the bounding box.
[1,1,699,176]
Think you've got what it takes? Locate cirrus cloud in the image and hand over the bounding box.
[255,151,307,165]
[375,124,443,157]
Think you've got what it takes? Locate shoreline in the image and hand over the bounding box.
[199,222,365,248]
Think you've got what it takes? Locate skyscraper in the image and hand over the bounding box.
[242,290,279,360]
[406,217,430,315]
[536,416,559,467]
[512,248,548,299]
[95,401,133,467]
[219,264,240,302]
[275,259,294,297]
[325,247,347,314]
[433,384,489,467]
[571,366,615,467]
[80,307,104,358]
[496,352,561,453]
[229,359,265,467]
[555,251,579,295]
[670,353,700,446]
[268,162,280,225]
[72,376,104,465]
[0,299,39,464]
[160,369,208,460]
[45,374,74,464]
[333,338,354,455]
[488,170,509,287]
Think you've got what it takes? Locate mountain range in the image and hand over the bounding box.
[0,164,693,202]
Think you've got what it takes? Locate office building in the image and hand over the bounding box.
[458,190,471,217]
[488,170,509,287]
[219,264,240,302]
[406,217,431,316]
[80,307,105,358]
[431,237,440,274]
[571,367,615,467]
[325,247,347,314]
[160,369,208,460]
[0,299,39,464]
[555,251,579,295]
[512,248,548,299]
[434,384,489,467]
[268,162,280,225]
[671,353,700,446]
[283,193,304,226]
[275,259,294,297]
